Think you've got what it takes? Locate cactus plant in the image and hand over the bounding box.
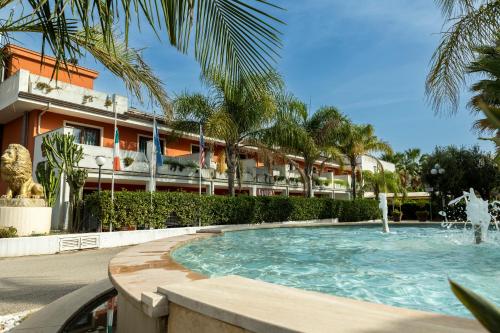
[42,133,88,232]
[35,161,60,207]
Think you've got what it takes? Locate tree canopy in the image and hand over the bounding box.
[337,123,392,200]
[262,94,346,197]
[172,70,281,196]
[421,145,500,200]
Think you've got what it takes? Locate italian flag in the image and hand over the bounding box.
[113,127,121,171]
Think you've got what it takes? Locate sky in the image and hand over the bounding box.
[2,0,494,154]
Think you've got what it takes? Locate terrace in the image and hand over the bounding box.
[33,126,352,198]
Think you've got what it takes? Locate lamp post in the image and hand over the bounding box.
[95,156,106,232]
[430,163,446,216]
[95,156,106,193]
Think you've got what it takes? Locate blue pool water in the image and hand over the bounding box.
[172,226,500,317]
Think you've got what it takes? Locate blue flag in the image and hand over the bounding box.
[153,120,163,167]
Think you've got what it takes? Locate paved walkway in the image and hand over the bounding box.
[0,246,127,315]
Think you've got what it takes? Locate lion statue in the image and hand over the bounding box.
[0,144,44,198]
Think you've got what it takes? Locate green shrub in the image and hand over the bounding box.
[83,191,381,229]
[416,210,429,221]
[392,200,430,220]
[0,226,17,238]
[338,199,380,222]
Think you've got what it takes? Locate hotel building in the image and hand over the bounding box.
[0,45,395,229]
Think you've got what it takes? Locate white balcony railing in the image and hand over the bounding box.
[33,127,352,192]
[0,69,128,115]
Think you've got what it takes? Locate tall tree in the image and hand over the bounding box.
[338,124,392,200]
[362,170,403,201]
[172,70,280,196]
[263,95,346,198]
[0,0,284,106]
[384,148,423,191]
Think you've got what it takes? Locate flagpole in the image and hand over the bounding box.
[199,123,202,197]
[110,94,117,233]
[198,123,204,227]
[150,111,156,213]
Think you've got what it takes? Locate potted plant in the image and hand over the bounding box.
[392,209,402,222]
[120,222,137,231]
[416,210,429,222]
[124,157,134,167]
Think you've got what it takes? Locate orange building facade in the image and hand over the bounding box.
[0,44,354,210]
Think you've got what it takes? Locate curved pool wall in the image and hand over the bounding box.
[108,221,484,333]
[173,225,500,318]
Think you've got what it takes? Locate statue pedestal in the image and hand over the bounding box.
[0,199,52,236]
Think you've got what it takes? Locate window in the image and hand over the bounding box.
[66,123,101,146]
[138,136,165,154]
[191,144,200,154]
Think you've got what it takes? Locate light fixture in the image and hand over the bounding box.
[431,163,445,175]
[95,156,106,194]
[95,156,106,167]
[95,156,106,232]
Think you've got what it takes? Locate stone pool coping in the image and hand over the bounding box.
[108,221,484,333]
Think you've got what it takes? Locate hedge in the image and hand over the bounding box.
[83,191,381,229]
[395,200,431,220]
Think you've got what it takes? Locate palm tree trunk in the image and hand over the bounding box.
[305,162,314,198]
[226,145,237,197]
[351,160,357,200]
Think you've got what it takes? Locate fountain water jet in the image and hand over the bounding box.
[448,188,493,244]
[379,193,390,233]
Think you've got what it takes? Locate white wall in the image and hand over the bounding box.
[27,73,128,114]
[0,69,26,111]
[359,155,396,173]
[0,227,201,257]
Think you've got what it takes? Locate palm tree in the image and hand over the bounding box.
[392,148,422,191]
[466,36,500,161]
[263,95,346,198]
[338,123,392,200]
[363,170,403,201]
[426,0,500,114]
[0,0,284,104]
[172,70,280,196]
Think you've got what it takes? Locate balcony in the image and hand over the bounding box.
[33,127,214,179]
[0,69,128,117]
[33,127,351,194]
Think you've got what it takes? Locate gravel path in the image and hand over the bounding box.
[0,246,127,316]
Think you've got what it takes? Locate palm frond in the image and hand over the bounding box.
[426,0,500,113]
[2,0,284,98]
[71,29,171,116]
[450,279,500,332]
[0,18,170,114]
[173,92,217,122]
[435,0,476,18]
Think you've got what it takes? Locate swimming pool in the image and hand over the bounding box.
[172,226,500,317]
